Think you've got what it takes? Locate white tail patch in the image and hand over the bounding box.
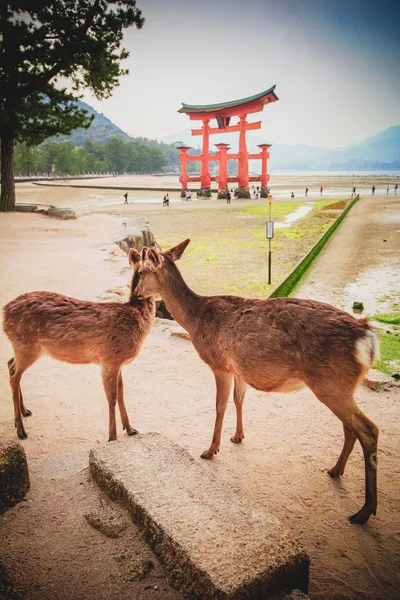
[355,329,380,368]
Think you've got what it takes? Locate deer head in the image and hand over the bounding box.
[136,239,190,300]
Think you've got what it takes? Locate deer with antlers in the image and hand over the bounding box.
[135,239,380,524]
[3,249,155,442]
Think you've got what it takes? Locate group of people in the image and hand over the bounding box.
[372,184,398,195]
[385,184,398,195]
[291,186,322,198]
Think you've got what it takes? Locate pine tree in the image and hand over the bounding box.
[0,0,144,211]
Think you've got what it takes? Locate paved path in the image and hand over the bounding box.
[294,194,400,315]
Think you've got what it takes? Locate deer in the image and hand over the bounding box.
[3,249,156,443]
[135,239,380,525]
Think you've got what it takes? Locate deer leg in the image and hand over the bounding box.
[8,358,32,418]
[231,375,247,443]
[101,367,119,442]
[347,410,379,525]
[328,424,357,477]
[117,372,138,436]
[8,349,39,439]
[311,381,378,525]
[201,372,232,460]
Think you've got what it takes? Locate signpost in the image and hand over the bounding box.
[266,195,274,285]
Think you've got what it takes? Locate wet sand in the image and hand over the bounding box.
[0,187,399,600]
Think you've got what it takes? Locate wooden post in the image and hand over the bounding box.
[215,143,230,191]
[237,115,250,196]
[178,146,191,193]
[200,119,211,190]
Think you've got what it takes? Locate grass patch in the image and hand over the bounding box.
[148,198,345,298]
[374,313,400,325]
[375,332,400,377]
[321,200,348,210]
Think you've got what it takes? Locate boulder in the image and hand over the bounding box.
[0,441,30,515]
[114,217,160,254]
[47,206,77,220]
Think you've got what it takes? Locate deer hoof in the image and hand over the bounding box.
[17,431,28,440]
[128,428,139,436]
[328,466,341,478]
[23,409,32,417]
[230,436,244,444]
[201,450,216,460]
[348,507,372,525]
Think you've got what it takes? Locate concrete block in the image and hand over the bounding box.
[90,433,309,600]
[0,441,30,515]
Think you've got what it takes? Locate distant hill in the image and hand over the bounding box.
[51,101,179,170]
[52,100,132,145]
[163,125,400,171]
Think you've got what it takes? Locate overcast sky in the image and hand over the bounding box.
[81,0,400,148]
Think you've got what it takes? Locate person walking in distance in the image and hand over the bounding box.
[320,186,323,196]
[372,185,375,195]
[305,187,308,196]
[395,184,398,195]
[123,192,128,204]
[226,189,231,204]
[387,186,389,195]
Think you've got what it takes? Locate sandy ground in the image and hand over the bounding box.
[0,187,399,600]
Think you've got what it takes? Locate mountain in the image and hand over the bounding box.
[52,100,132,145]
[162,125,400,172]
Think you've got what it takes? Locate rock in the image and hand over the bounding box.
[170,330,191,341]
[271,590,310,600]
[15,203,38,213]
[114,555,154,581]
[363,369,397,391]
[90,433,309,600]
[156,300,174,320]
[352,301,364,313]
[84,512,127,539]
[0,441,30,515]
[0,560,20,600]
[47,206,77,220]
[114,217,160,254]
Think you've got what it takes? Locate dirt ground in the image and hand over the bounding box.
[0,188,399,600]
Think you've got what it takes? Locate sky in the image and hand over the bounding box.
[81,0,400,148]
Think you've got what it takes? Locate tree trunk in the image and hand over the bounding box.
[0,133,16,212]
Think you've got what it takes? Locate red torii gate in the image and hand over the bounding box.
[177,86,278,197]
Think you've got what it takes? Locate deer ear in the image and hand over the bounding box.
[165,239,190,261]
[128,248,141,267]
[144,248,163,271]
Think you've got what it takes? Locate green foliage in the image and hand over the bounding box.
[0,0,144,210]
[375,333,400,377]
[14,138,167,176]
[373,314,400,325]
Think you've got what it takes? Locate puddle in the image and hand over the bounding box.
[341,265,400,316]
[275,204,313,229]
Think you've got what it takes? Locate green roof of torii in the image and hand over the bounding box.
[178,86,278,114]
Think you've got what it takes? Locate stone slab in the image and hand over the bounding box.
[0,441,30,515]
[89,433,309,600]
[363,368,397,391]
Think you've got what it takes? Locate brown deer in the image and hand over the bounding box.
[3,249,155,442]
[135,239,380,525]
